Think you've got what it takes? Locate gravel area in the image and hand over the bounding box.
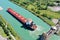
[0,35,7,40]
[52,19,58,24]
[48,6,60,11]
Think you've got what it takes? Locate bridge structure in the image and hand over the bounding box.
[40,19,60,40]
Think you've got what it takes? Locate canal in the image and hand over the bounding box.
[0,0,60,40]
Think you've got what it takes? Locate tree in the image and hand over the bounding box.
[31,8,35,12]
[30,0,37,3]
[42,13,47,17]
[36,11,40,14]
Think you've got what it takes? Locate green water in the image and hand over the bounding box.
[0,0,60,40]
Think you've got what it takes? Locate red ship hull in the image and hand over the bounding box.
[7,8,27,23]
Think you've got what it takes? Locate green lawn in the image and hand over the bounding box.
[40,10,60,19]
[0,27,7,37]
